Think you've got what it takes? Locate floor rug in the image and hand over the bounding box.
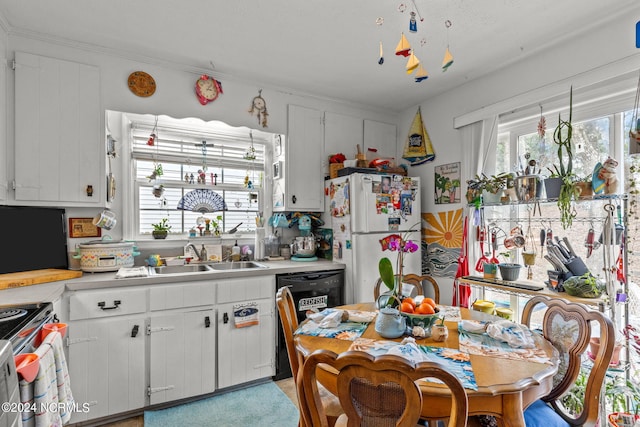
[144,382,299,427]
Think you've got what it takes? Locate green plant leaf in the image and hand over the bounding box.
[379,257,395,292]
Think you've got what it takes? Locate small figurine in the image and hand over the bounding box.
[593,157,619,195]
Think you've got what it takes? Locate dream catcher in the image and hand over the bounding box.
[248,89,268,128]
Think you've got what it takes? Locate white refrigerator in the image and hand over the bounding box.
[325,173,422,304]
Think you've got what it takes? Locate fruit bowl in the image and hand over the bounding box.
[401,311,440,330]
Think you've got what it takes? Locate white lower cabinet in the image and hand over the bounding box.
[148,307,216,405]
[64,276,275,421]
[67,314,146,423]
[216,276,276,389]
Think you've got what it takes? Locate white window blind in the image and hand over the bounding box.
[131,122,266,237]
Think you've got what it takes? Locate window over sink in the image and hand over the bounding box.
[110,111,278,239]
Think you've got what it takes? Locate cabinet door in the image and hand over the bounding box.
[14,52,102,205]
[364,119,397,160]
[216,298,275,389]
[277,104,323,211]
[149,307,216,405]
[67,315,146,423]
[324,112,363,172]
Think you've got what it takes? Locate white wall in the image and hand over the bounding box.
[397,11,640,304]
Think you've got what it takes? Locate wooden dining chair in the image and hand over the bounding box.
[520,295,615,427]
[299,349,468,427]
[275,286,343,427]
[373,274,424,301]
[402,274,440,303]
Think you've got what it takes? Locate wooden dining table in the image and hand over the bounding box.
[294,303,560,427]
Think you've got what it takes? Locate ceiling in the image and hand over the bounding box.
[1,1,639,112]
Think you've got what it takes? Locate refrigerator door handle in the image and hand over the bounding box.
[361,175,374,231]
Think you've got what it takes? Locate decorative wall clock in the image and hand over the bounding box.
[127,71,156,97]
[195,74,223,105]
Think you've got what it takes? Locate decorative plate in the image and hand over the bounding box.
[128,71,156,97]
[177,189,227,213]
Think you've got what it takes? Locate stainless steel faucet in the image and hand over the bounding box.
[185,244,202,261]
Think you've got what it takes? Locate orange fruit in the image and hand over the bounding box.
[403,297,416,309]
[415,303,435,315]
[423,298,436,308]
[400,302,415,314]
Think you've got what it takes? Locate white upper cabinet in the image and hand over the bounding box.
[14,52,103,205]
[324,112,363,172]
[364,119,397,161]
[273,105,324,211]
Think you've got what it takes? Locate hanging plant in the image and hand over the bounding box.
[147,163,163,181]
[552,86,578,229]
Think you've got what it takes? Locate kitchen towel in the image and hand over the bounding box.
[115,266,149,278]
[233,302,259,328]
[19,330,74,427]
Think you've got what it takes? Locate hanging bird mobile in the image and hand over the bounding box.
[248,89,269,128]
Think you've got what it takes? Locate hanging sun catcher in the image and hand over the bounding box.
[248,89,269,128]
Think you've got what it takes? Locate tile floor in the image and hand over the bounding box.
[98,379,297,427]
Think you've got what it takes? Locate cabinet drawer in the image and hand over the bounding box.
[69,288,147,320]
[149,281,216,311]
[217,276,274,304]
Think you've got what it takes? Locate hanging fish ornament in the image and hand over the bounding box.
[442,47,454,72]
[395,33,411,57]
[406,51,420,74]
[414,63,428,82]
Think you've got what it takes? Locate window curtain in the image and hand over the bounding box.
[454,115,498,306]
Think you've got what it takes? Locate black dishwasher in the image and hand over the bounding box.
[274,269,344,380]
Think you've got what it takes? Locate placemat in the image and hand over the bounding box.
[348,338,477,390]
[457,323,553,365]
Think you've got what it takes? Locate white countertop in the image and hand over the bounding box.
[0,259,345,305]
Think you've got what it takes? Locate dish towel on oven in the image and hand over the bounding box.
[19,330,74,427]
[233,302,259,328]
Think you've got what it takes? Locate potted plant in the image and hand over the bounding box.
[575,175,593,199]
[151,218,171,239]
[467,174,507,204]
[551,86,579,229]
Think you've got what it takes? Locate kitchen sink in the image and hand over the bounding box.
[209,261,267,270]
[150,264,213,275]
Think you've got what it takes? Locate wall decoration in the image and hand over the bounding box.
[127,71,156,97]
[434,162,461,204]
[69,218,101,238]
[422,209,463,277]
[195,74,223,105]
[248,89,269,128]
[402,106,435,166]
